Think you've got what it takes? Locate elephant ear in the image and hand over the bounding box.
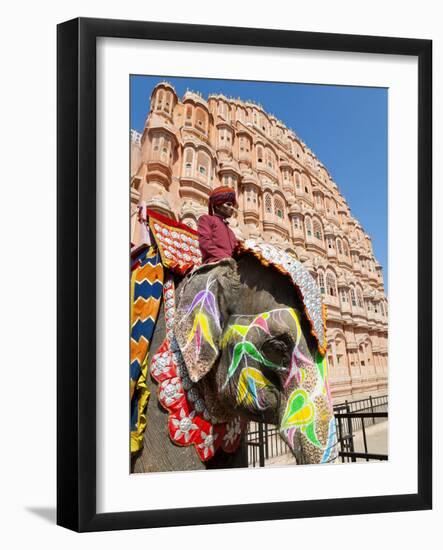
[174,261,236,383]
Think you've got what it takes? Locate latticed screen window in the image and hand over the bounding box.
[157,91,164,110]
[326,273,336,297]
[196,108,206,131]
[264,193,272,214]
[343,241,349,256]
[295,173,301,188]
[318,272,325,294]
[164,92,171,111]
[357,289,364,308]
[219,102,228,120]
[350,288,356,306]
[313,220,322,240]
[184,149,193,176]
[160,138,169,161]
[337,239,342,254]
[185,106,192,125]
[305,218,312,236]
[197,152,209,179]
[274,197,284,218]
[257,146,263,164]
[340,289,348,303]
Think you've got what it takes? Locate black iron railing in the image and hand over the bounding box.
[246,394,388,467]
[246,422,291,467]
[333,395,388,462]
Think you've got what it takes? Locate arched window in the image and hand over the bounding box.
[293,216,302,231]
[197,151,210,180]
[156,90,164,110]
[340,289,348,303]
[295,172,301,189]
[184,148,194,176]
[195,108,206,132]
[264,193,272,214]
[343,240,350,257]
[305,217,312,237]
[350,287,357,306]
[357,288,364,308]
[185,106,192,126]
[160,136,169,162]
[265,148,274,170]
[274,196,284,219]
[152,135,161,159]
[239,135,250,153]
[257,145,264,165]
[313,219,323,240]
[318,272,325,294]
[326,273,337,297]
[337,238,343,254]
[218,101,229,121]
[164,92,171,112]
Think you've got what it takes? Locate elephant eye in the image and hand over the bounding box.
[260,334,293,366]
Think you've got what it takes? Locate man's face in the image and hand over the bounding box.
[215,201,235,219]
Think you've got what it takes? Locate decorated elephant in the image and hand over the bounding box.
[131,220,338,473]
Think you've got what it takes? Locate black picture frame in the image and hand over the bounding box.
[57,17,432,532]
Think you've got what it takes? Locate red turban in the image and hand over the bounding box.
[208,186,237,215]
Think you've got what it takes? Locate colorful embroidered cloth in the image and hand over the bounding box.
[147,210,202,275]
[130,246,164,453]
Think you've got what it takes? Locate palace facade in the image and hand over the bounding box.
[130,81,388,401]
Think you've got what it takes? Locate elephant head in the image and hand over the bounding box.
[174,249,337,465]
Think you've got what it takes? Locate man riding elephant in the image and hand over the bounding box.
[197,186,238,264]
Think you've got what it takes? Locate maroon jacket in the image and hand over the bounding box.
[198,214,237,264]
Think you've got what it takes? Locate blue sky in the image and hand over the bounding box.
[131,75,388,291]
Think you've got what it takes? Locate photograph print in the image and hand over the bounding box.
[129,75,388,474]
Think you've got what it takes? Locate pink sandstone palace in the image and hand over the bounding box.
[130,81,388,401]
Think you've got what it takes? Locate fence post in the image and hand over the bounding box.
[361,419,369,461]
[345,401,356,462]
[258,422,265,467]
[336,414,345,463]
[369,395,375,424]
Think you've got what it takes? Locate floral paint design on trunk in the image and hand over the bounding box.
[280,350,338,464]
